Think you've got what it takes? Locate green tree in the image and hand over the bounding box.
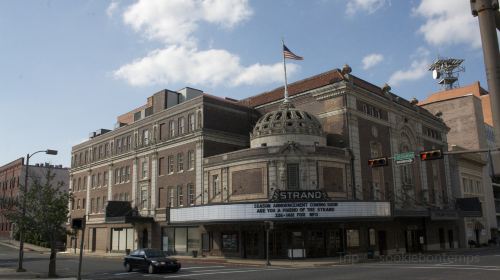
[3,169,69,277]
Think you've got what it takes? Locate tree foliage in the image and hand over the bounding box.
[2,168,69,277]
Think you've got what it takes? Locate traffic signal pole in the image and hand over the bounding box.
[471,0,500,163]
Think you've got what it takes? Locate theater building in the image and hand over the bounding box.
[68,67,465,258]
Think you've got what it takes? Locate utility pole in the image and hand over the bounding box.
[77,217,86,280]
[471,0,500,175]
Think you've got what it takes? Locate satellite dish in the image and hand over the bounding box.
[432,69,441,80]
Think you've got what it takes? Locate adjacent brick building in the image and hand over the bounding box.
[0,158,69,239]
[419,81,499,244]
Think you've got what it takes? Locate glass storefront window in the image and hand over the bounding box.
[175,227,187,253]
[346,229,360,247]
[187,227,200,252]
[369,228,376,246]
[221,233,238,252]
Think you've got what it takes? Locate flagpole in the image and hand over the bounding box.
[282,38,289,102]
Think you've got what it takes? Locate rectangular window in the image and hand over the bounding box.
[159,123,166,140]
[178,185,183,207]
[178,117,185,135]
[90,198,95,213]
[142,160,148,179]
[82,198,86,209]
[177,153,184,172]
[91,175,96,188]
[115,169,119,185]
[77,199,80,209]
[346,229,360,247]
[158,157,165,176]
[123,166,129,182]
[212,174,219,197]
[188,184,195,205]
[97,173,101,187]
[188,150,195,170]
[102,196,107,211]
[96,197,101,213]
[127,136,132,150]
[103,171,108,186]
[168,156,174,174]
[169,120,175,138]
[188,113,195,132]
[141,189,148,209]
[287,164,300,190]
[168,187,174,208]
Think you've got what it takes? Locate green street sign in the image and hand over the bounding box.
[394,152,415,165]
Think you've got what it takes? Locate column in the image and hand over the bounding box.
[151,153,158,215]
[85,172,91,217]
[132,158,138,208]
[195,139,203,205]
[107,165,113,200]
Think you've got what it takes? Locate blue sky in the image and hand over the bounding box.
[0,0,489,166]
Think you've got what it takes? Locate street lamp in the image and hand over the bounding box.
[17,149,58,272]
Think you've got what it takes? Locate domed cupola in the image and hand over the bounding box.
[250,101,326,148]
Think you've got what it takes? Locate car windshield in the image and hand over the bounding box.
[145,249,167,258]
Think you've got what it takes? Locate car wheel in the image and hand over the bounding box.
[148,264,156,274]
[125,262,132,272]
[172,267,180,273]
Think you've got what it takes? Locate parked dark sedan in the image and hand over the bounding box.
[123,248,181,274]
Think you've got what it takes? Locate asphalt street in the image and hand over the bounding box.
[1,243,500,279]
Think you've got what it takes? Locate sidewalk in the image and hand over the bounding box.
[0,239,51,254]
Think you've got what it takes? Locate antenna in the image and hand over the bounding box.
[428,57,465,90]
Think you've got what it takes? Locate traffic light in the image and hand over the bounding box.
[420,149,443,161]
[368,157,388,167]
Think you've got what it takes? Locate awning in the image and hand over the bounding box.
[105,201,154,224]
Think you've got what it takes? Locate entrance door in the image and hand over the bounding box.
[270,231,284,258]
[439,228,445,249]
[243,231,260,258]
[91,228,97,252]
[307,230,326,257]
[326,229,343,256]
[378,231,387,255]
[448,230,454,249]
[405,230,423,253]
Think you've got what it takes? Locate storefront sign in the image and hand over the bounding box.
[170,201,391,223]
[270,190,330,202]
[430,210,459,221]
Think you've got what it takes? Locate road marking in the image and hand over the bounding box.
[163,268,290,278]
[113,271,139,275]
[434,264,500,269]
[182,266,226,270]
[179,268,259,273]
[360,264,500,271]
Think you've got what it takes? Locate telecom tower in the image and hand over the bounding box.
[428,58,465,90]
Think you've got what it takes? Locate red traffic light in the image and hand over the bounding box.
[420,149,443,161]
[368,157,388,167]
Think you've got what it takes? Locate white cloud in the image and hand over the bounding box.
[113,0,294,88]
[106,1,119,17]
[122,0,253,46]
[414,0,481,49]
[362,53,384,70]
[388,48,430,86]
[346,0,387,16]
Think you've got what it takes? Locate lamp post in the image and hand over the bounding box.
[17,149,58,272]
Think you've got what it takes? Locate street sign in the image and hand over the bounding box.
[394,152,415,165]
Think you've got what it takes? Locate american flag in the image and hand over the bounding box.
[283,44,303,60]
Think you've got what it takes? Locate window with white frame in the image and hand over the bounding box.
[188,150,195,170]
[178,185,184,207]
[177,153,184,172]
[178,117,185,135]
[188,184,195,205]
[188,113,195,132]
[142,159,148,179]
